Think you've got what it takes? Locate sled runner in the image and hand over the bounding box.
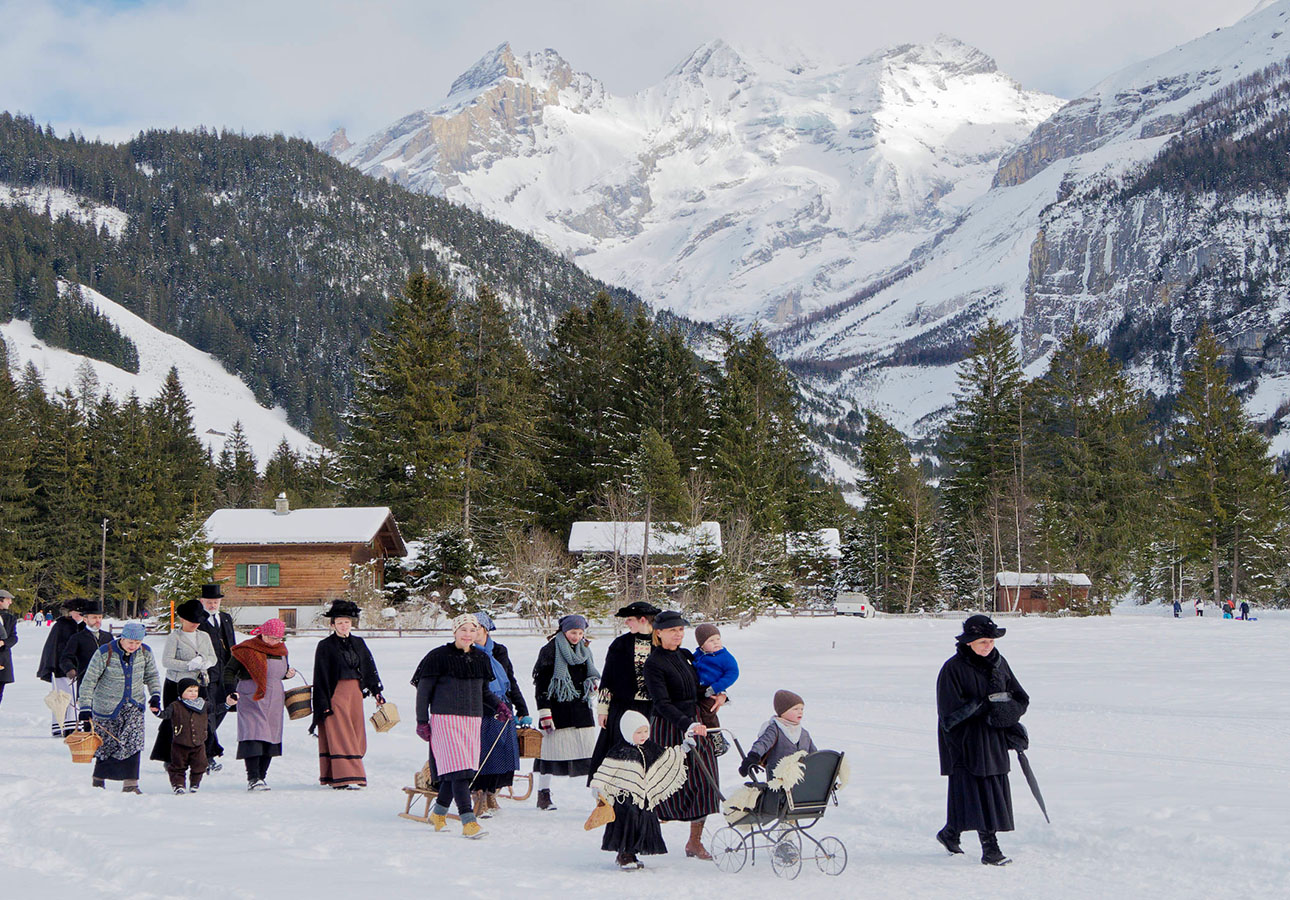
[709,734,849,880]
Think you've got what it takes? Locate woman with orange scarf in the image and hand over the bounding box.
[223,618,297,790]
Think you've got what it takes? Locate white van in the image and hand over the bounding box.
[835,592,873,617]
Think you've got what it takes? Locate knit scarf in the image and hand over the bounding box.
[774,716,803,744]
[549,633,599,703]
[230,637,289,701]
[479,636,510,699]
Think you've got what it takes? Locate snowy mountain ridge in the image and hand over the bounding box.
[336,37,1062,327]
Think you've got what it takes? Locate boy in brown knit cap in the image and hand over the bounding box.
[739,689,818,777]
[162,678,211,793]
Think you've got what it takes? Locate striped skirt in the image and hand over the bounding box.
[318,680,367,787]
[430,713,481,779]
[651,714,720,822]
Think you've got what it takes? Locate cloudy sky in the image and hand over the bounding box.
[0,0,1259,144]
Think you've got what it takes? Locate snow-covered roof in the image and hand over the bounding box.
[786,528,842,559]
[204,507,405,555]
[995,572,1092,588]
[568,522,722,556]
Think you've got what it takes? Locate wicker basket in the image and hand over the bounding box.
[370,701,400,733]
[517,726,543,759]
[284,684,312,720]
[65,728,102,763]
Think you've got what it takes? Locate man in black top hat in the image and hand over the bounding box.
[196,583,236,770]
[57,599,111,688]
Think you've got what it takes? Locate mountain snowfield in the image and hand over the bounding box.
[337,37,1062,328]
[0,282,315,464]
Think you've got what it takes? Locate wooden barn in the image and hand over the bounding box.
[995,571,1092,613]
[203,496,406,630]
[568,521,722,597]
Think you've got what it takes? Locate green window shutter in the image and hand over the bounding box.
[268,564,280,587]
[236,564,247,587]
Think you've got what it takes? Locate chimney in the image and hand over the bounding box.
[274,493,290,516]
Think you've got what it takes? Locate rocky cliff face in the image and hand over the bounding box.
[334,36,1061,326]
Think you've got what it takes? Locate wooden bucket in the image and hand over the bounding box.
[517,726,543,759]
[65,728,102,763]
[370,701,400,733]
[284,684,312,720]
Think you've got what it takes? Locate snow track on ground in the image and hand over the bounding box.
[1,613,1285,898]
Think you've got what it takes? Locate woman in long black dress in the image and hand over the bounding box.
[936,614,1030,866]
[642,610,719,860]
[587,601,658,786]
[312,599,386,789]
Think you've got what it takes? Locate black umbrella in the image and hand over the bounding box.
[1015,749,1050,823]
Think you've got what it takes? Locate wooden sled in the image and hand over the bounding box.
[399,786,461,824]
[497,772,533,802]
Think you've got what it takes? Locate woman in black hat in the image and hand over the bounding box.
[642,609,720,860]
[150,598,217,764]
[312,599,385,789]
[936,614,1030,866]
[586,600,659,786]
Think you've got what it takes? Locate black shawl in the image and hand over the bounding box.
[412,643,501,722]
[600,631,652,704]
[311,633,383,733]
[936,643,1029,777]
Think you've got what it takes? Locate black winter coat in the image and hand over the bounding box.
[36,616,79,682]
[57,622,112,684]
[311,633,383,733]
[642,646,701,733]
[0,609,17,685]
[599,631,652,708]
[412,643,502,722]
[937,643,1029,777]
[198,610,236,699]
[532,638,596,729]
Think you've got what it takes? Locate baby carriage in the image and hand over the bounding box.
[709,733,848,879]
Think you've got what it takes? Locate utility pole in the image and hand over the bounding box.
[99,518,108,608]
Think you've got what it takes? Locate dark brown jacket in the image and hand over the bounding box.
[163,699,211,749]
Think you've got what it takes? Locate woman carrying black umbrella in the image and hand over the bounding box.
[936,614,1030,866]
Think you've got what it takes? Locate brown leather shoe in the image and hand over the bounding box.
[685,821,712,859]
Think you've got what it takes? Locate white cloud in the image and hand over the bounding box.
[0,0,1251,143]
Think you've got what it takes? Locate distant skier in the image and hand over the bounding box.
[1194,598,1203,617]
[1240,601,1250,621]
[1172,599,1181,618]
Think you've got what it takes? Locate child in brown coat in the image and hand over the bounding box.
[163,677,210,793]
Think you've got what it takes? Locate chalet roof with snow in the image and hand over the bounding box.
[568,521,722,557]
[786,528,842,559]
[995,571,1092,588]
[203,505,406,556]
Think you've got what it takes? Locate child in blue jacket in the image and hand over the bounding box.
[692,623,739,727]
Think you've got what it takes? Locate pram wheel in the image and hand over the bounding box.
[771,836,802,880]
[711,827,748,873]
[814,836,847,876]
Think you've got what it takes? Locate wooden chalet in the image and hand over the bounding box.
[995,571,1092,613]
[203,495,405,629]
[568,521,722,595]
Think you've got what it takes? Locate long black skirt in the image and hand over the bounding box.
[650,715,720,822]
[601,799,668,855]
[946,771,1014,833]
[587,698,651,785]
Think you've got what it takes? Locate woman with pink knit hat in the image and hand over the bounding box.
[223,618,297,790]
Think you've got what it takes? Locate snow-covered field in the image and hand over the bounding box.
[2,613,1285,899]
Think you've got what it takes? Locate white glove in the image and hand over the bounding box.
[186,656,206,670]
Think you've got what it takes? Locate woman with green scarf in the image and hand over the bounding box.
[532,614,600,811]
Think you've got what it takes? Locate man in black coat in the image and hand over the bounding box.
[37,598,87,736]
[56,599,111,687]
[196,583,236,770]
[936,614,1029,866]
[0,589,17,710]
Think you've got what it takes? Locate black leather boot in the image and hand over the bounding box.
[980,832,1011,866]
[936,826,964,854]
[536,788,556,810]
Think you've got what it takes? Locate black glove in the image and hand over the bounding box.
[738,752,761,778]
[1004,723,1030,752]
[79,709,93,724]
[148,695,161,718]
[987,698,1025,729]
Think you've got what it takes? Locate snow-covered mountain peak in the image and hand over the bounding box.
[335,36,1060,325]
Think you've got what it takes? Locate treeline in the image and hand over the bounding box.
[0,112,636,432]
[338,274,847,618]
[845,320,1288,613]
